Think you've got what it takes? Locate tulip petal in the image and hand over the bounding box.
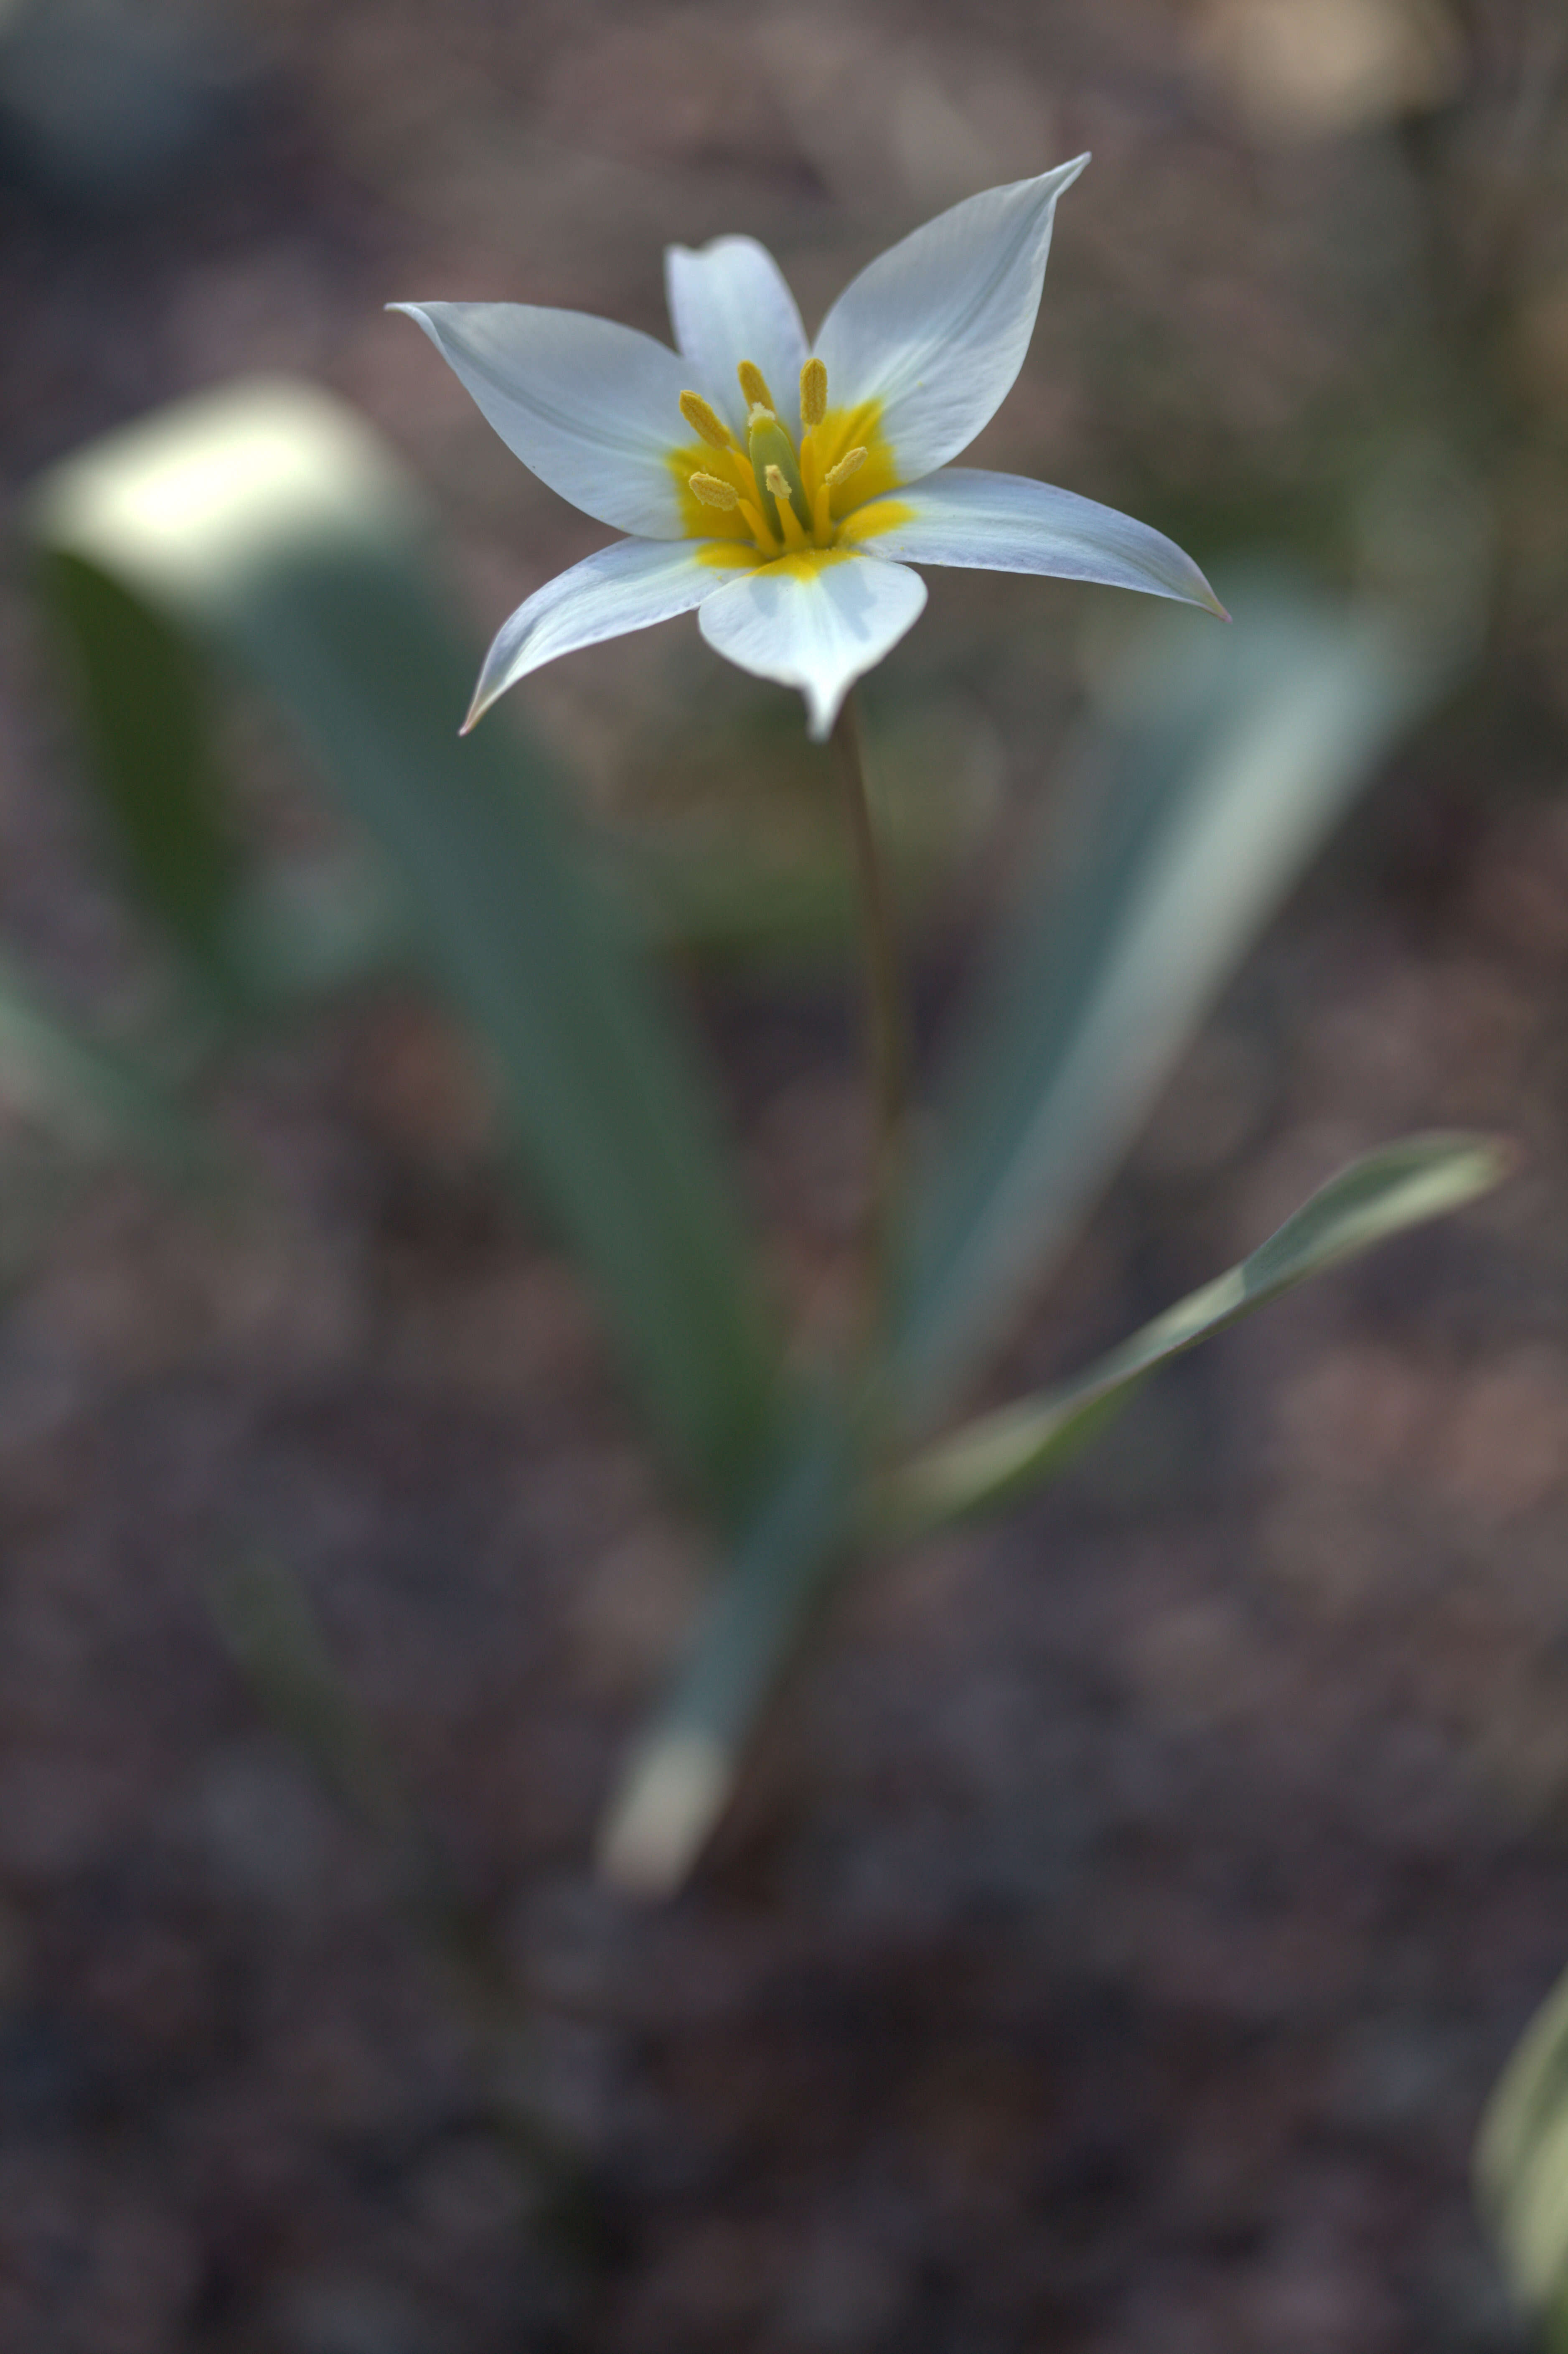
[465,536,756,727]
[392,301,695,538]
[665,236,810,442]
[697,550,927,740]
[812,158,1089,485]
[841,468,1228,615]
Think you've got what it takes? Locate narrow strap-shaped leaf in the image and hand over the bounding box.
[885,1134,1508,1535]
[1478,1961,1568,2338]
[36,552,245,996]
[892,578,1446,1427]
[597,582,1464,1893]
[598,1399,857,1896]
[28,379,780,1515]
[595,1132,1507,1895]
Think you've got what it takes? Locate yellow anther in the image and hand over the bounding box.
[689,471,740,510]
[823,445,867,491]
[679,391,733,450]
[800,357,827,429]
[737,359,776,412]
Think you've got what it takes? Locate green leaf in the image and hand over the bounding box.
[35,552,245,996]
[0,945,210,1180]
[596,581,1464,1895]
[597,1398,857,1897]
[28,378,780,1516]
[594,1129,1509,1895]
[1478,1962,1568,2344]
[892,576,1447,1428]
[884,1133,1508,1535]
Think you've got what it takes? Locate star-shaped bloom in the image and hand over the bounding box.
[394,157,1224,741]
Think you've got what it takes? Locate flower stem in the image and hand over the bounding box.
[831,691,907,1335]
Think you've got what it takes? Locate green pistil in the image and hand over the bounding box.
[746,407,812,535]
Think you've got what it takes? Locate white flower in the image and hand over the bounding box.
[393,158,1225,742]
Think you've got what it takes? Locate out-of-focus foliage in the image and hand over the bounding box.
[595,572,1484,1894]
[0,944,205,1182]
[891,576,1444,1427]
[2,2,1565,2340]
[26,375,1506,1897]
[31,379,783,1521]
[1479,1961,1568,2347]
[886,1131,1510,1535]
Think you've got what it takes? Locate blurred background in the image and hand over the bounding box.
[3,0,1568,2347]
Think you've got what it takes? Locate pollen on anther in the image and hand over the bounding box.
[737,359,776,412]
[689,471,740,509]
[823,445,867,490]
[800,357,827,429]
[679,391,732,450]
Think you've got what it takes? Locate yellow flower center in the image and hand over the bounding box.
[677,359,872,559]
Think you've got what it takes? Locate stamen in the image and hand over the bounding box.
[679,391,733,450]
[800,357,827,429]
[737,360,776,412]
[736,496,779,552]
[823,445,867,491]
[689,471,740,510]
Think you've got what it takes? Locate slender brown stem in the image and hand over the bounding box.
[831,691,907,1332]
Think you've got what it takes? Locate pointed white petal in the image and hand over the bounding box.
[697,552,927,740]
[465,536,754,727]
[842,468,1228,616]
[664,236,809,441]
[392,301,693,538]
[813,158,1089,484]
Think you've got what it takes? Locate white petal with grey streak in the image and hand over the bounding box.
[812,158,1088,487]
[664,236,809,442]
[841,468,1227,615]
[465,536,755,727]
[391,302,694,539]
[697,552,927,740]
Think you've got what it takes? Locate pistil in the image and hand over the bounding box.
[747,404,811,536]
[764,465,809,551]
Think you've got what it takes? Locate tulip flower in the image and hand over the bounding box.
[393,157,1224,740]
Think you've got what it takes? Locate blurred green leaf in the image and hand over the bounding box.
[28,378,781,1516]
[211,1552,589,2197]
[209,1553,413,1853]
[598,1396,856,1897]
[598,1131,1508,1897]
[892,575,1447,1427]
[597,581,1466,1895]
[884,1132,1509,1535]
[0,944,209,1179]
[222,851,411,1012]
[35,551,244,995]
[1478,1962,1568,2346]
